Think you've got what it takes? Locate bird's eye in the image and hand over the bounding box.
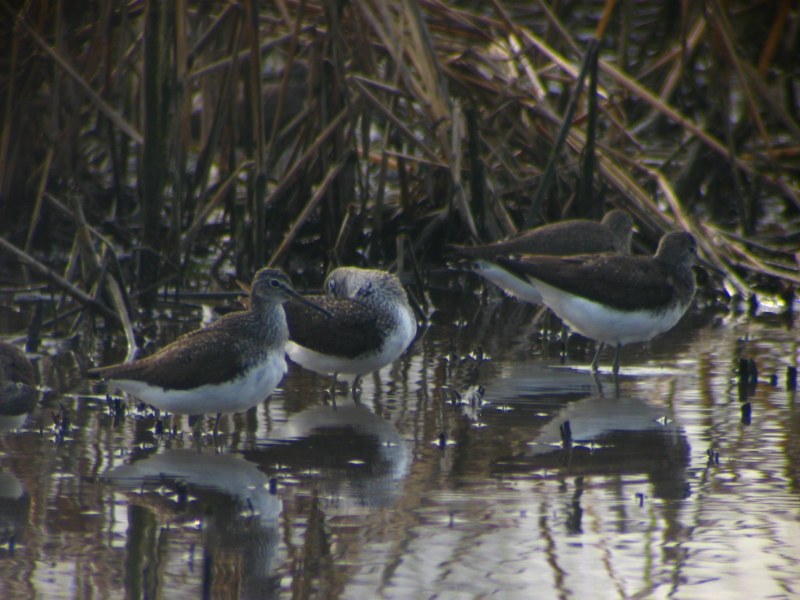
[270,278,281,288]
[328,279,336,292]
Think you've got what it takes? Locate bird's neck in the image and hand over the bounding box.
[249,299,282,323]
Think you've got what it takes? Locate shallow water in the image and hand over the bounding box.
[0,292,798,599]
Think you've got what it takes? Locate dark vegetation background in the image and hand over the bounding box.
[0,0,798,330]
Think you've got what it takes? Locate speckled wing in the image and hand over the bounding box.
[0,382,37,415]
[284,296,384,359]
[0,344,36,386]
[87,313,256,390]
[496,254,678,312]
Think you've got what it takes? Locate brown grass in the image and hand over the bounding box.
[1,0,798,323]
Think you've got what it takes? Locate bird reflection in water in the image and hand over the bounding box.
[106,450,282,598]
[492,393,691,502]
[244,402,412,510]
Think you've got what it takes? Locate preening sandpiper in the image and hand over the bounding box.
[284,267,417,394]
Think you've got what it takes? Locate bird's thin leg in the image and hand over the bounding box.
[591,343,605,372]
[213,412,222,436]
[351,375,362,401]
[189,414,204,448]
[328,373,339,399]
[560,323,569,358]
[612,344,622,375]
[189,414,203,432]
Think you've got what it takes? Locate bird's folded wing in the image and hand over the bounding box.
[285,297,384,358]
[497,255,676,312]
[87,325,249,390]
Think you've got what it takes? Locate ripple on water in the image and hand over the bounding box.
[1,304,799,598]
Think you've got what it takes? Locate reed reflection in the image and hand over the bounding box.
[106,449,282,599]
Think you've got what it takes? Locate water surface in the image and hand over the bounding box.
[0,293,798,599]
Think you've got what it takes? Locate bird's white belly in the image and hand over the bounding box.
[474,260,543,304]
[110,353,287,415]
[539,283,686,346]
[286,307,417,376]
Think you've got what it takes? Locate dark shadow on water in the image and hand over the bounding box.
[491,393,691,501]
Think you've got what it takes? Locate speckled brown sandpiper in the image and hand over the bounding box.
[497,231,698,374]
[452,209,633,303]
[88,268,327,424]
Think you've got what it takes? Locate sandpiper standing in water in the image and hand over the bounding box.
[451,209,633,303]
[88,268,326,431]
[497,231,698,374]
[0,342,37,431]
[284,267,417,395]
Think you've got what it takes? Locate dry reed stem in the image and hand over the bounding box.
[1,0,798,313]
[181,160,255,255]
[708,0,770,154]
[0,237,122,326]
[268,154,352,267]
[0,21,19,196]
[6,5,144,144]
[263,105,352,207]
